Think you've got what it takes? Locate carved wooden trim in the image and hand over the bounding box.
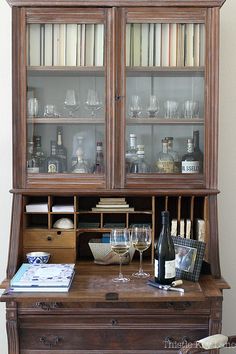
[39,335,63,348]
[6,302,19,354]
[34,302,63,310]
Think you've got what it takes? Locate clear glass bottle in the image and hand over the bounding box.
[33,136,46,173]
[46,141,62,173]
[72,137,89,173]
[56,126,67,173]
[27,140,39,173]
[71,135,85,170]
[94,141,104,174]
[193,130,203,173]
[125,133,138,172]
[130,145,148,173]
[156,139,174,173]
[181,138,200,174]
[165,137,181,173]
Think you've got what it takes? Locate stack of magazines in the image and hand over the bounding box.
[7,263,75,293]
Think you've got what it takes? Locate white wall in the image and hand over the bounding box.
[0,1,236,353]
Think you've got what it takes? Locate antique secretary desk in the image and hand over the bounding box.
[0,0,229,353]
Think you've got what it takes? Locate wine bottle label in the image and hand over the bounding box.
[154,259,176,279]
[48,163,57,173]
[27,167,39,173]
[165,260,176,279]
[157,161,174,173]
[181,161,199,173]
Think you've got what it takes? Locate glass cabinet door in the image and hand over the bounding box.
[123,9,207,188]
[25,9,112,188]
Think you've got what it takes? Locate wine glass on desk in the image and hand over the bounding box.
[110,228,131,283]
[131,226,152,278]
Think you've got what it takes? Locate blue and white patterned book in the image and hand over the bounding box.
[9,263,75,292]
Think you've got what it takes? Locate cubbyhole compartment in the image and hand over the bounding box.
[50,196,75,212]
[78,196,101,211]
[77,213,100,230]
[77,232,102,260]
[103,213,127,229]
[50,214,75,230]
[23,195,49,213]
[126,197,153,211]
[128,213,152,228]
[24,213,48,229]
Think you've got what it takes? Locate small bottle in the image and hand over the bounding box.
[154,211,176,285]
[71,136,84,170]
[165,137,181,173]
[193,130,203,173]
[33,136,46,173]
[125,133,138,172]
[94,141,104,174]
[27,140,39,173]
[181,138,200,174]
[130,145,148,173]
[56,126,67,172]
[72,155,89,173]
[47,141,62,173]
[156,138,174,173]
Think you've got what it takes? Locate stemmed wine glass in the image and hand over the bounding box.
[131,226,152,278]
[110,228,131,283]
[85,89,103,117]
[64,89,80,117]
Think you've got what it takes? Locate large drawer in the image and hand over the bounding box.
[19,315,209,351]
[23,230,76,248]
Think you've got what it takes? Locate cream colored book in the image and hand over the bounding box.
[148,23,154,66]
[141,23,149,67]
[66,24,77,66]
[94,24,104,66]
[169,23,177,67]
[44,24,53,66]
[76,24,81,66]
[85,24,95,66]
[199,24,205,66]
[185,23,194,66]
[40,24,45,66]
[154,23,161,66]
[80,24,86,66]
[193,23,200,66]
[179,219,185,238]
[171,219,178,236]
[133,24,141,66]
[59,24,66,66]
[186,219,191,239]
[53,24,60,66]
[177,23,185,67]
[126,23,131,66]
[161,23,170,66]
[29,24,41,66]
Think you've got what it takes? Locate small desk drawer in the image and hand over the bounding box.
[23,230,76,248]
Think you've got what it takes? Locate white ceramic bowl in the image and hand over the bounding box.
[26,251,50,264]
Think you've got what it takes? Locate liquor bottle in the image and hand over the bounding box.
[181,138,200,174]
[71,135,84,170]
[27,140,39,173]
[154,211,176,285]
[33,136,46,173]
[130,145,148,173]
[156,138,174,173]
[125,133,138,172]
[94,141,104,173]
[193,130,203,173]
[72,139,89,173]
[165,137,181,173]
[56,126,67,172]
[47,141,62,173]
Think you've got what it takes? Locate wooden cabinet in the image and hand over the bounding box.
[0,0,228,353]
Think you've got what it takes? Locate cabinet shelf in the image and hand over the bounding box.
[126,66,205,76]
[126,118,204,125]
[27,66,105,77]
[27,117,105,124]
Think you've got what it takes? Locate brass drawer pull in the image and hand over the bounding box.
[167,301,191,310]
[35,302,62,311]
[164,336,190,346]
[40,335,63,348]
[111,319,118,326]
[47,236,52,241]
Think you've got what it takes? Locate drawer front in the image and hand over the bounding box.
[23,230,76,248]
[19,316,209,351]
[23,248,76,263]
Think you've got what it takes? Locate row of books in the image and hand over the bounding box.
[27,23,104,67]
[91,197,135,212]
[126,23,205,67]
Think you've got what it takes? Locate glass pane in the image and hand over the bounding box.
[125,22,205,175]
[26,23,105,175]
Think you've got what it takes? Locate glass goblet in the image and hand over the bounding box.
[85,89,103,117]
[64,89,80,117]
[110,228,131,283]
[131,226,152,278]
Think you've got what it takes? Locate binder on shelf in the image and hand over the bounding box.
[59,24,66,66]
[80,24,86,66]
[185,23,194,66]
[161,23,170,66]
[141,23,149,67]
[28,24,41,66]
[53,24,60,66]
[169,23,177,67]
[194,23,200,66]
[66,24,77,66]
[44,24,53,66]
[40,24,45,66]
[148,23,154,66]
[76,24,81,66]
[199,24,205,66]
[85,24,95,66]
[126,23,131,66]
[94,24,104,66]
[133,24,141,66]
[154,23,161,66]
[177,23,185,67]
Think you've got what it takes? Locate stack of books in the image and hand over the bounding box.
[7,263,75,293]
[91,198,134,212]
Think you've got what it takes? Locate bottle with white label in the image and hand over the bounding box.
[181,138,200,174]
[154,211,176,285]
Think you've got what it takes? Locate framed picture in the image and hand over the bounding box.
[172,236,206,282]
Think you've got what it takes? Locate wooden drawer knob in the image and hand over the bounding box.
[47,236,52,241]
[35,302,62,310]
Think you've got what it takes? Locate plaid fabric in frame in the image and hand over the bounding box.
[172,236,206,282]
